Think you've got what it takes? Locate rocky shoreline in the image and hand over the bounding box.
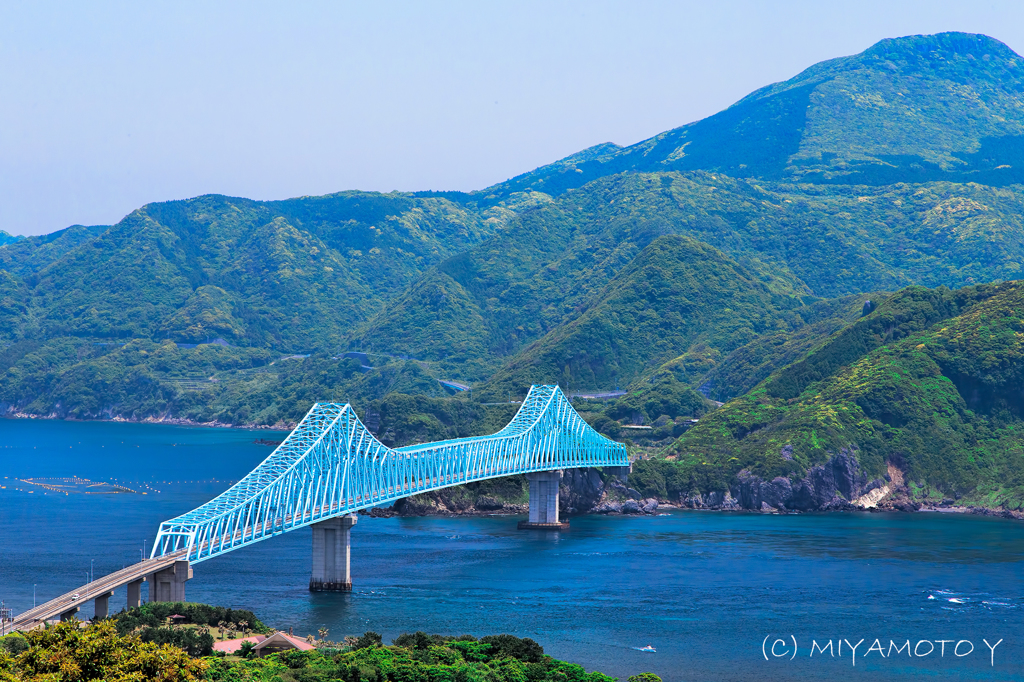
[362,497,1023,521]
[377,458,1024,521]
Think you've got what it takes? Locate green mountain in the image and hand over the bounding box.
[658,282,1024,511]
[15,193,507,348]
[481,234,805,397]
[3,30,1024,520]
[486,32,1024,197]
[691,293,885,402]
[362,171,1024,394]
[0,230,22,247]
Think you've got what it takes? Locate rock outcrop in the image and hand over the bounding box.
[681,448,891,512]
[391,466,664,517]
[392,489,527,516]
[559,468,608,513]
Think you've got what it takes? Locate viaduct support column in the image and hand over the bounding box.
[310,514,357,592]
[126,579,144,609]
[93,591,115,620]
[149,561,192,603]
[519,470,569,529]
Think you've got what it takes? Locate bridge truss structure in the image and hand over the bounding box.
[152,385,627,563]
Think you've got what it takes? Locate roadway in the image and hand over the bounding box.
[9,550,187,632]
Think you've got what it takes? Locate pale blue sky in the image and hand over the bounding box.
[2,1,1022,235]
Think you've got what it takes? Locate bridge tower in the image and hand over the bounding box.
[519,470,569,529]
[310,514,357,591]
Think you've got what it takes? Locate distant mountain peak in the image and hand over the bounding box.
[484,32,1024,197]
[862,31,1019,63]
[0,229,23,246]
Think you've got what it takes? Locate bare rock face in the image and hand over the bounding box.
[394,466,628,516]
[394,495,444,516]
[560,466,665,515]
[682,448,889,512]
[680,490,741,510]
[876,485,922,512]
[393,489,526,516]
[593,500,623,514]
[559,468,607,513]
[475,495,506,511]
[357,506,397,518]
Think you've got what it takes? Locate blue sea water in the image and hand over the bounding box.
[1,417,1022,681]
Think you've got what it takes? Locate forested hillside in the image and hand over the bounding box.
[3,32,1024,512]
[378,173,1024,390]
[658,282,1024,511]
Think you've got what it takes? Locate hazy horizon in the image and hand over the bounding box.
[3,1,1023,236]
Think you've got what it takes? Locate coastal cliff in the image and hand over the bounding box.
[388,458,1024,519]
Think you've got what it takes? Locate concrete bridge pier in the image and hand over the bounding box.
[59,606,79,622]
[92,591,115,620]
[149,560,192,602]
[519,470,569,529]
[310,514,357,592]
[126,578,144,609]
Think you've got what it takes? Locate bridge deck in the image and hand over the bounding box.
[10,550,186,632]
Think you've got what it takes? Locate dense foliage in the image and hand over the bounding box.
[7,175,1024,421]
[0,615,636,682]
[0,620,206,681]
[662,282,1024,509]
[114,602,270,635]
[203,631,616,682]
[358,172,1024,394]
[0,230,22,247]
[105,602,271,658]
[480,234,805,398]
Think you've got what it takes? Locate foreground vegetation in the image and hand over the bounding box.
[0,605,646,682]
[205,632,618,682]
[0,621,206,682]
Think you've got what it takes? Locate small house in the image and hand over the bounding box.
[252,631,316,657]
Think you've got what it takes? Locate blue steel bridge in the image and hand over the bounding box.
[11,385,628,631]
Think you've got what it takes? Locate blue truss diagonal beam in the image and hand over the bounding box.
[151,384,628,563]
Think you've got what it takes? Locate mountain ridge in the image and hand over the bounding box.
[481,32,1024,198]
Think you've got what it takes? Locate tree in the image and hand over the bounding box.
[355,631,383,649]
[628,674,662,682]
[479,634,544,663]
[0,634,28,656]
[12,619,206,681]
